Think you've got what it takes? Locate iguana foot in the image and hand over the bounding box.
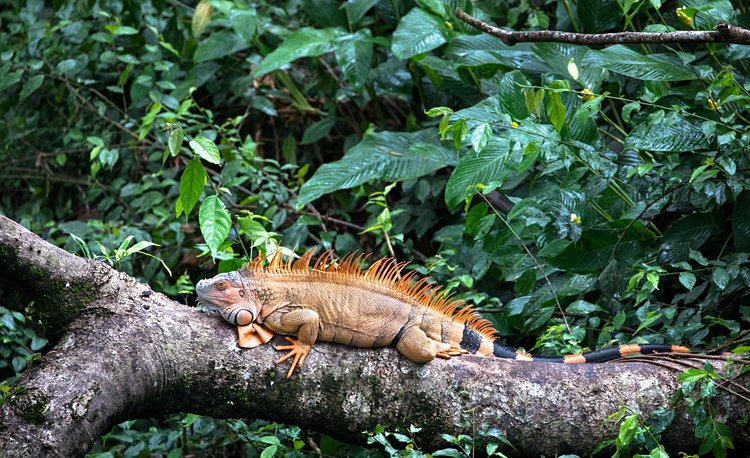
[274,336,312,378]
[436,345,468,359]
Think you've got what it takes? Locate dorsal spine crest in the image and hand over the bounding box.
[245,247,497,340]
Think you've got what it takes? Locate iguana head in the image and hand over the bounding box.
[196,270,260,327]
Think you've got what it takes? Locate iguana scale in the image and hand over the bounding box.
[196,248,689,377]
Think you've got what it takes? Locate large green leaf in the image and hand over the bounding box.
[190,136,221,164]
[549,220,657,273]
[333,29,373,87]
[577,0,619,32]
[445,138,512,208]
[194,30,248,63]
[733,191,750,252]
[445,34,547,73]
[298,129,457,205]
[583,45,696,81]
[498,71,529,119]
[625,117,708,152]
[178,158,207,218]
[172,62,220,100]
[685,0,734,29]
[391,8,449,59]
[659,213,724,263]
[199,195,232,257]
[230,9,257,42]
[251,27,345,78]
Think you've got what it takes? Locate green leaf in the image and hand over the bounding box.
[679,272,696,290]
[445,138,512,208]
[732,191,750,252]
[550,220,657,273]
[298,129,456,205]
[451,118,467,151]
[470,123,492,153]
[566,300,602,314]
[625,117,709,152]
[578,0,620,32]
[301,116,336,145]
[499,70,530,119]
[168,128,184,157]
[678,367,708,383]
[346,0,380,24]
[194,30,248,63]
[260,445,277,458]
[659,213,722,263]
[251,27,344,78]
[199,195,232,257]
[230,9,257,43]
[12,356,26,373]
[20,74,44,99]
[391,8,448,59]
[545,91,566,133]
[583,45,696,81]
[190,137,221,164]
[179,158,207,218]
[712,267,730,290]
[30,336,47,351]
[333,29,373,87]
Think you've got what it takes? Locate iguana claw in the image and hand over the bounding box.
[274,336,311,378]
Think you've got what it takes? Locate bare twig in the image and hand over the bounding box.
[455,8,750,46]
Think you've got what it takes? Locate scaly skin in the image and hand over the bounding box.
[196,249,689,377]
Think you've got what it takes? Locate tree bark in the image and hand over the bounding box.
[0,215,747,457]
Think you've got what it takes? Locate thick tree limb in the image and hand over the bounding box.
[0,215,748,456]
[455,8,750,46]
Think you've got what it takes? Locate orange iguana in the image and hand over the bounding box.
[196,248,689,377]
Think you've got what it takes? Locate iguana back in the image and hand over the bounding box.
[196,248,689,377]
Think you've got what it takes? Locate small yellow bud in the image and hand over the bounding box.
[579,88,595,102]
[707,98,720,111]
[570,213,582,225]
[676,7,693,28]
[511,121,519,128]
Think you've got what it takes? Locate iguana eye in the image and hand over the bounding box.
[216,280,227,290]
[239,290,245,297]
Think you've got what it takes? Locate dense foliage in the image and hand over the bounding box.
[1,0,749,456]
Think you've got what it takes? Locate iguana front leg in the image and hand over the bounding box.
[263,309,320,377]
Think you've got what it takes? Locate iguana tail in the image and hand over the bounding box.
[490,340,690,363]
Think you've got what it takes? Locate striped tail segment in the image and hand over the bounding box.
[487,340,691,363]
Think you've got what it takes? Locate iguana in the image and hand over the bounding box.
[196,248,689,377]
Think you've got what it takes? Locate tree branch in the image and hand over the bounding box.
[455,8,750,46]
[0,216,748,456]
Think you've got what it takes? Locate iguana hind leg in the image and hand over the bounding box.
[396,326,442,363]
[264,309,320,378]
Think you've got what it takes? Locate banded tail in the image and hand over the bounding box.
[461,326,690,363]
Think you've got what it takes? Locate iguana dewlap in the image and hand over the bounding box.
[196,249,689,377]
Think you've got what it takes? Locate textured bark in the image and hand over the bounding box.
[0,215,747,457]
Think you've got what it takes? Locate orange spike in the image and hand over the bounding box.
[268,248,283,270]
[365,258,385,280]
[284,250,295,271]
[293,248,317,273]
[394,270,418,293]
[356,253,370,274]
[313,250,334,271]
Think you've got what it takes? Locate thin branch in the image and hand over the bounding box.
[455,9,750,46]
